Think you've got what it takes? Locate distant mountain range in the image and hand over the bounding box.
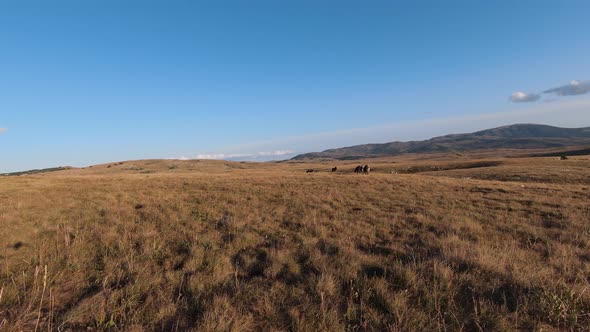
[291,124,590,160]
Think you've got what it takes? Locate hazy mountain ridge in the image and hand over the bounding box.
[292,124,590,160]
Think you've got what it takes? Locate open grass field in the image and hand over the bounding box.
[1,153,590,331]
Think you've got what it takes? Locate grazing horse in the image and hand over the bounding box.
[306,169,315,173]
[354,165,363,173]
[331,167,338,172]
[363,165,370,174]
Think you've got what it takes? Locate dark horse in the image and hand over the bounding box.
[331,167,338,172]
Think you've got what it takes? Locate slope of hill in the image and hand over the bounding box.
[292,124,590,160]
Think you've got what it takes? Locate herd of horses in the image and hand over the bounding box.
[306,165,371,174]
[353,165,371,174]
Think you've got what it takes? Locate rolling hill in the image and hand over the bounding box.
[3,149,590,330]
[292,124,590,160]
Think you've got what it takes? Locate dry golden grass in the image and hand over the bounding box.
[1,154,590,331]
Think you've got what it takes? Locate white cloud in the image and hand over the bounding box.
[0,128,6,134]
[544,80,590,96]
[510,79,590,103]
[509,91,541,103]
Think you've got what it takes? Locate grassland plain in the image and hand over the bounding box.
[1,155,590,331]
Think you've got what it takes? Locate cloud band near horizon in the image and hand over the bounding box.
[173,150,296,161]
[187,99,590,161]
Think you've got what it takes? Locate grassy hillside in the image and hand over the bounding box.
[1,154,590,331]
[293,124,590,160]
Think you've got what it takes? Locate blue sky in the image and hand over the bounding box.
[1,0,590,172]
